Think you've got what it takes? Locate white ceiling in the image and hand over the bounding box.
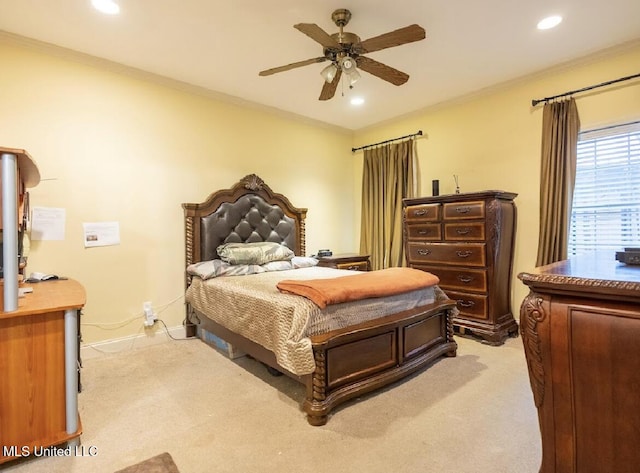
[1,0,639,131]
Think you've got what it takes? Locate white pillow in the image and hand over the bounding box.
[261,260,294,272]
[291,256,319,268]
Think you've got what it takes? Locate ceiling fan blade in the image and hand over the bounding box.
[259,57,327,76]
[294,23,341,49]
[319,68,342,101]
[356,56,409,85]
[359,24,426,54]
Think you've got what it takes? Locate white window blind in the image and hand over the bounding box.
[569,121,640,256]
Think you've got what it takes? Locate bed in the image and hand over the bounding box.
[183,174,458,425]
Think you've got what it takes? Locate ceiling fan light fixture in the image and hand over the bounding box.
[259,9,426,101]
[346,67,361,86]
[320,63,338,83]
[338,55,360,85]
[339,56,357,72]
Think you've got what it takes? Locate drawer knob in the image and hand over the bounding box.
[456,206,471,214]
[457,275,473,283]
[456,228,470,235]
[417,249,431,256]
[418,229,428,235]
[456,250,472,258]
[458,300,475,308]
[414,209,427,216]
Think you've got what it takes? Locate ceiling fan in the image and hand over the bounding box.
[258,9,426,101]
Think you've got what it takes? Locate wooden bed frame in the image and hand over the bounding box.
[183,174,458,425]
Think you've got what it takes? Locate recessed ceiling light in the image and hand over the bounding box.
[92,0,120,15]
[537,15,562,30]
[350,97,365,106]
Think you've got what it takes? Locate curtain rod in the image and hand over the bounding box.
[531,72,640,107]
[351,130,422,153]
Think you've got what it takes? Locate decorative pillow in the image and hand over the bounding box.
[187,259,265,280]
[291,256,319,268]
[217,242,294,265]
[223,264,265,277]
[261,260,294,272]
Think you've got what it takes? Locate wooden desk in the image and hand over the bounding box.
[518,253,640,473]
[0,279,85,464]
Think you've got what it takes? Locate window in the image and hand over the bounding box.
[569,121,640,256]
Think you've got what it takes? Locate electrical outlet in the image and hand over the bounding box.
[143,301,156,327]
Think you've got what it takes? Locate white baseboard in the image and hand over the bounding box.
[80,323,188,360]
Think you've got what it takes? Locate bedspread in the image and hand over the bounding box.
[277,267,440,308]
[185,267,444,376]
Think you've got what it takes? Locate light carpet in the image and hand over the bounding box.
[4,334,541,473]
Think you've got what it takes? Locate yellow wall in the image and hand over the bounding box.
[352,41,640,318]
[2,34,639,345]
[0,38,354,343]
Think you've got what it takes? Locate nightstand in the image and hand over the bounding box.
[316,253,371,271]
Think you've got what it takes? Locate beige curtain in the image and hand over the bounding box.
[360,139,417,270]
[536,98,580,266]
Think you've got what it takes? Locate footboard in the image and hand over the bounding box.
[304,299,457,425]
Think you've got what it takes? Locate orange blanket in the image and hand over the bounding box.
[276,267,440,309]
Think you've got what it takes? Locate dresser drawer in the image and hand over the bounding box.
[404,203,440,223]
[412,265,487,292]
[444,222,485,241]
[406,223,442,241]
[317,254,370,272]
[446,290,488,320]
[407,242,486,267]
[443,201,485,220]
[335,261,369,271]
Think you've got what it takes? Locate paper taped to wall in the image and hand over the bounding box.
[31,206,66,240]
[83,221,120,248]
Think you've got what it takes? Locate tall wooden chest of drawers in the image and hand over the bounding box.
[403,191,518,345]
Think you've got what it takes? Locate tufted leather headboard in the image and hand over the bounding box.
[183,174,307,285]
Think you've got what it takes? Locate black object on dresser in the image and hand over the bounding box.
[403,191,518,345]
